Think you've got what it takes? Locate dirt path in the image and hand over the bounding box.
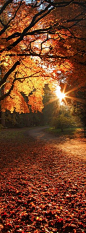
[28,126,86,161]
[56,138,86,160]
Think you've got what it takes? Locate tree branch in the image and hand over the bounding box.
[45,0,86,8]
[0,61,20,87]
[0,0,13,15]
[0,4,54,52]
[0,78,15,101]
[0,0,23,36]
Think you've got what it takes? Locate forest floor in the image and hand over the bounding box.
[28,126,86,161]
[0,127,86,233]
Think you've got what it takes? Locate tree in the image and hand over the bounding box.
[42,84,55,125]
[51,103,81,132]
[72,89,86,136]
[0,0,86,115]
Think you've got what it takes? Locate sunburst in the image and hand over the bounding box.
[62,82,86,105]
[55,86,65,103]
[45,81,86,107]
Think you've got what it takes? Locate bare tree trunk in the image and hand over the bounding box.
[0,68,5,127]
[1,111,5,127]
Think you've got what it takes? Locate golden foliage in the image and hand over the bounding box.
[0,0,86,113]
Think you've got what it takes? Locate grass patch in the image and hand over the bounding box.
[0,126,85,143]
[0,127,29,142]
[45,126,85,138]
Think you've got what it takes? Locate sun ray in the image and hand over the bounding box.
[64,98,68,105]
[45,96,58,106]
[65,81,86,96]
[66,95,85,103]
[63,83,67,93]
[45,80,86,108]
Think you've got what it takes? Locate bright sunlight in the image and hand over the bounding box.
[55,86,65,103]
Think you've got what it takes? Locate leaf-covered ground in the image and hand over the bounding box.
[0,128,86,233]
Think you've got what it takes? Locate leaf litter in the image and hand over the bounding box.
[0,133,86,233]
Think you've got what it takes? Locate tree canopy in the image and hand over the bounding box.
[0,0,86,113]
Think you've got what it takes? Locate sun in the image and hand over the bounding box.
[55,86,65,103]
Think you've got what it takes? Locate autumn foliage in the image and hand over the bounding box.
[0,0,86,113]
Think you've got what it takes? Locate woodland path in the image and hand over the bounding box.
[28,126,86,161]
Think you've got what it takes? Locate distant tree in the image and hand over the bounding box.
[51,104,81,132]
[72,89,86,135]
[43,84,54,125]
[5,109,44,128]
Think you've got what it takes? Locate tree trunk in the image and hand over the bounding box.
[1,111,5,127]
